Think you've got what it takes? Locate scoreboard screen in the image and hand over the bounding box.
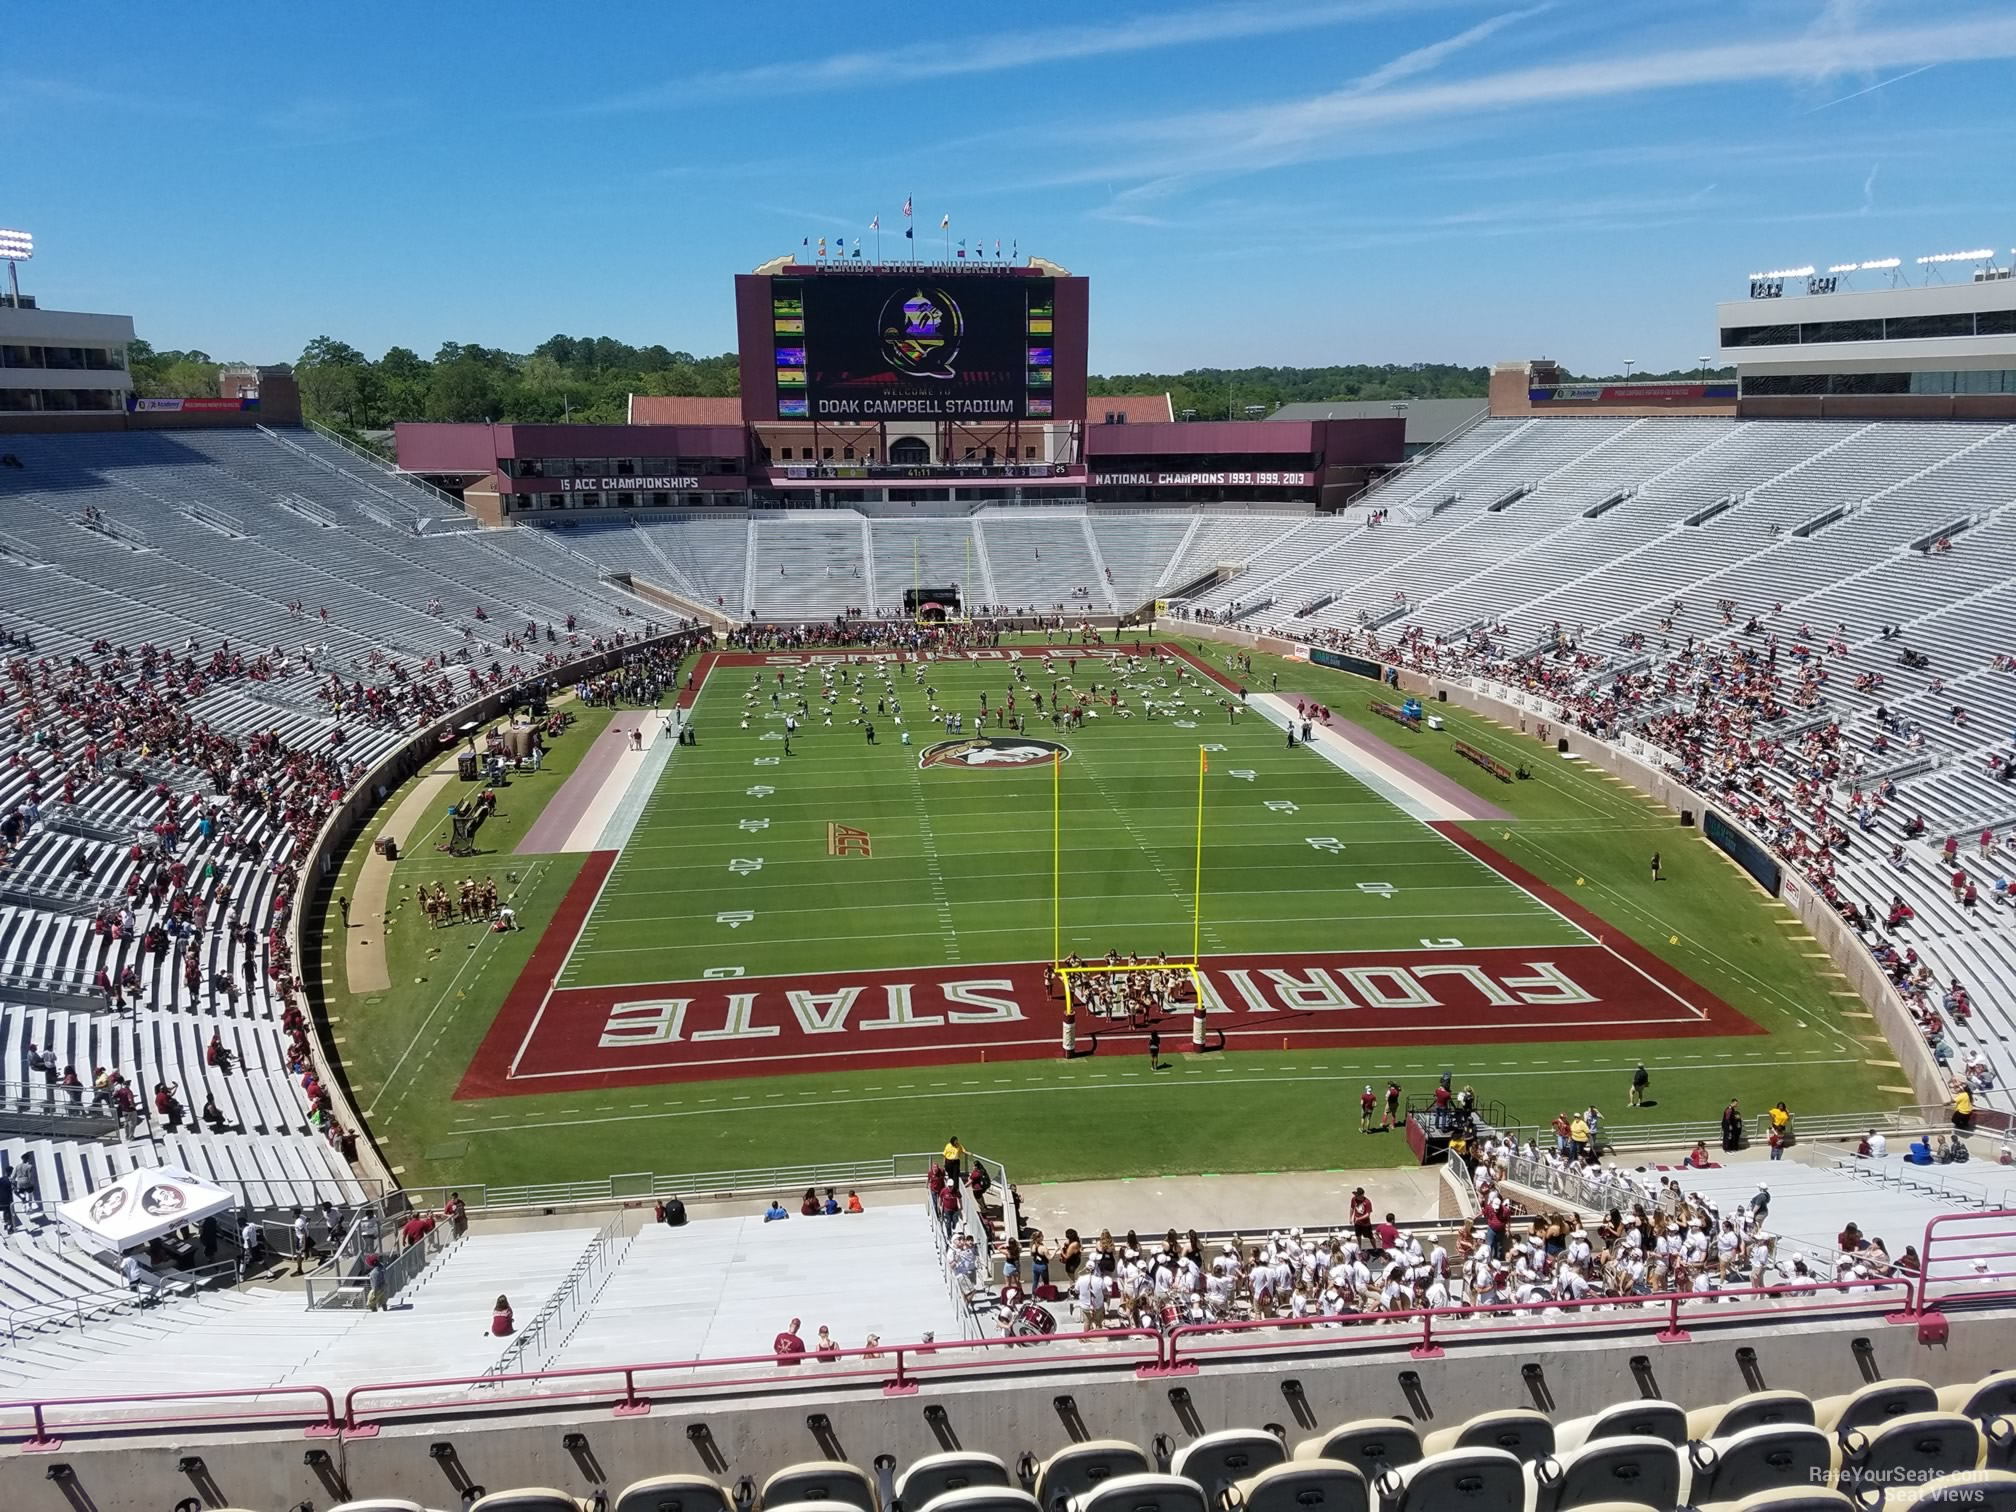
[770,274,1057,421]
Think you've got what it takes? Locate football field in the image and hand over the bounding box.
[328,635,1891,1186]
[458,642,1759,1099]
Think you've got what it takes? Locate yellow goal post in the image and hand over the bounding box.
[1055,961,1207,1022]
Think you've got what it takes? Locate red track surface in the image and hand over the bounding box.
[454,643,1764,1101]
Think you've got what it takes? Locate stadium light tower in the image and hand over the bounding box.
[1698,355,1711,381]
[0,228,31,308]
[1623,359,1636,380]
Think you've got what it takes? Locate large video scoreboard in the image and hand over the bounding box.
[736,267,1088,423]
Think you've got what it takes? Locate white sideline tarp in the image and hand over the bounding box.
[57,1164,236,1252]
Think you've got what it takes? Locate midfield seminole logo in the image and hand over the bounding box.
[918,736,1070,770]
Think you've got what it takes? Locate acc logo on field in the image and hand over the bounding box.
[919,736,1070,771]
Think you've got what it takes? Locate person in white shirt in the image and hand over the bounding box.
[1074,1266,1110,1326]
[1868,1130,1889,1158]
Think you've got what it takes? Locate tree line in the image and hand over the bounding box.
[127,336,1732,429]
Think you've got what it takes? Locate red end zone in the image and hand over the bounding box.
[456,858,1761,1100]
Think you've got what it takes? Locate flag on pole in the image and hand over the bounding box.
[995,239,1001,257]
[902,196,913,218]
[904,226,913,240]
[957,239,966,258]
[802,237,809,247]
[817,237,826,258]
[869,215,879,231]
[851,245,862,258]
[940,213,950,228]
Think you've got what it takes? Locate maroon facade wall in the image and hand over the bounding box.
[734,274,777,422]
[1084,417,1402,465]
[395,422,752,474]
[1049,275,1089,423]
[1312,417,1406,466]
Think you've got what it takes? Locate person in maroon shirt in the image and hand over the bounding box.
[773,1317,806,1365]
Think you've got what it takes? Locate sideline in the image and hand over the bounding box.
[345,761,459,994]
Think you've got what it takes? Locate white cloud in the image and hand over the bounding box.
[1080,12,2016,182]
[1347,4,1550,95]
[581,0,1475,113]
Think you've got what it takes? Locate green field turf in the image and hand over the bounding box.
[571,649,1583,989]
[320,637,1894,1192]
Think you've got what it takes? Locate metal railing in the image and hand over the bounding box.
[0,1269,1937,1446]
[306,1210,458,1310]
[1916,1209,2016,1313]
[0,1080,120,1121]
[399,1150,976,1214]
[481,1210,633,1380]
[293,420,468,515]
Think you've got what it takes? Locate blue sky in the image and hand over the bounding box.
[6,0,2014,375]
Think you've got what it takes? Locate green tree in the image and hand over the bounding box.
[425,357,504,422]
[296,335,374,426]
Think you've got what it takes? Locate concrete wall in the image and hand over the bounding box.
[12,1308,2013,1511]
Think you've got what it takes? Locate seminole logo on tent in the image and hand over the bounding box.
[89,1186,130,1224]
[140,1182,190,1218]
[919,736,1069,770]
[879,286,963,380]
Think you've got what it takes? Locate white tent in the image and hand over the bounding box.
[56,1164,237,1253]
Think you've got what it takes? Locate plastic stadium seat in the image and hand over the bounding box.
[1841,1414,1985,1492]
[614,1476,736,1512]
[470,1494,588,1512]
[1685,1424,1836,1505]
[1291,1419,1422,1477]
[1687,1391,1818,1442]
[1526,1435,1683,1512]
[1067,1473,1208,1512]
[1883,1468,2016,1509]
[1553,1400,1689,1450]
[1035,1442,1155,1512]
[1223,1461,1368,1512]
[1170,1429,1287,1499]
[1815,1380,1940,1433]
[761,1463,880,1512]
[1942,1373,2016,1422]
[914,1491,1041,1512]
[1374,1447,1525,1512]
[1421,1409,1556,1463]
[897,1454,1013,1509]
[330,1503,435,1512]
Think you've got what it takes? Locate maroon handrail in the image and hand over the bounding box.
[0,1383,339,1450]
[1915,1209,2016,1315]
[339,1327,1165,1433]
[0,1272,1936,1448]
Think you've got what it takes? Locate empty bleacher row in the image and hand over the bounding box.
[224,1369,2016,1512]
[557,509,1265,621]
